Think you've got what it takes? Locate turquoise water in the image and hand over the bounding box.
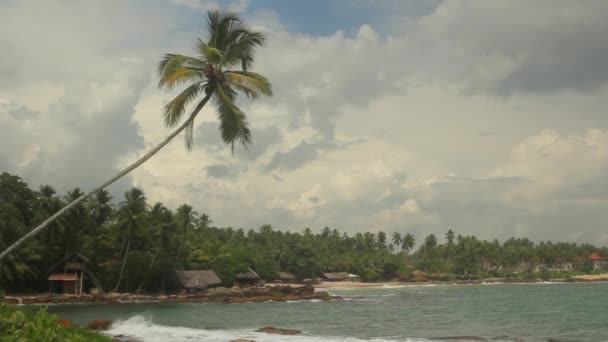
[47,282,608,342]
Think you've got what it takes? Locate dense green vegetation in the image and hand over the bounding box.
[1,172,606,293]
[0,302,110,341]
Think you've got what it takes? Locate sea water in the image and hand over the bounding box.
[47,282,608,342]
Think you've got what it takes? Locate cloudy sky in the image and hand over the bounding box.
[2,0,608,244]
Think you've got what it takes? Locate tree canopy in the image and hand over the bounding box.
[0,172,606,292]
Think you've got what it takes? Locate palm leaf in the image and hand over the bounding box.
[196,39,225,65]
[162,83,204,127]
[223,30,265,70]
[158,54,205,90]
[224,71,273,100]
[214,82,252,152]
[206,11,241,49]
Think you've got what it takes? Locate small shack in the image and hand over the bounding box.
[48,253,103,296]
[176,270,222,292]
[322,272,349,281]
[276,272,296,283]
[234,268,260,287]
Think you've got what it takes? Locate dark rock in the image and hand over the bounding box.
[86,318,113,331]
[432,336,489,341]
[257,327,302,335]
[55,319,73,327]
[230,339,256,342]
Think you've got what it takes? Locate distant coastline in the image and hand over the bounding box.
[315,273,608,288]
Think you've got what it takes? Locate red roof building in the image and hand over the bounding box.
[590,253,608,271]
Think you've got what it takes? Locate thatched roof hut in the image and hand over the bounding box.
[234,268,261,287]
[322,272,349,281]
[176,270,222,290]
[277,272,296,282]
[236,268,260,280]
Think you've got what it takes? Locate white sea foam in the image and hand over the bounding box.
[105,315,432,342]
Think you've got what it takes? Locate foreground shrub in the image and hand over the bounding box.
[0,302,110,341]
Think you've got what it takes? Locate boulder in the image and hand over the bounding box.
[208,287,230,297]
[106,292,122,300]
[230,339,256,342]
[229,287,245,297]
[256,327,302,335]
[157,295,168,300]
[3,296,22,304]
[86,318,113,331]
[244,287,270,297]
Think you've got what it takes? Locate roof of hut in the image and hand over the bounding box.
[277,272,295,280]
[322,272,349,280]
[176,270,222,289]
[235,268,260,280]
[47,253,92,274]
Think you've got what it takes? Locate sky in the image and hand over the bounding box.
[2,0,608,244]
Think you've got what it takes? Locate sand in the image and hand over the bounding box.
[315,281,404,288]
[573,273,608,281]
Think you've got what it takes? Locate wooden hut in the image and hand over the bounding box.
[176,270,222,292]
[322,272,349,281]
[277,272,296,283]
[48,253,103,296]
[234,268,260,287]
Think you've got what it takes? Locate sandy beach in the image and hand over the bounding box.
[573,273,608,281]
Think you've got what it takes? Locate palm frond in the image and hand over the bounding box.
[214,82,252,152]
[158,54,206,90]
[162,83,204,127]
[224,71,273,100]
[223,30,265,70]
[196,38,225,64]
[206,10,241,49]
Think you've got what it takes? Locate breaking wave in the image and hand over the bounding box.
[105,315,433,342]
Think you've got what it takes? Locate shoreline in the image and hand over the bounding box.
[2,284,339,306]
[315,275,608,288]
[4,274,607,306]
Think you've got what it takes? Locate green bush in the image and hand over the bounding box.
[0,302,110,342]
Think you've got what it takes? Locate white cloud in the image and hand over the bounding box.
[1,0,608,245]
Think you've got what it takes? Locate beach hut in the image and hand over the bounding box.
[234,268,261,287]
[277,272,296,283]
[321,272,349,281]
[47,253,103,296]
[176,270,222,292]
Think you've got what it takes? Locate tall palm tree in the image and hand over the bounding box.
[0,10,272,261]
[391,232,402,249]
[401,233,416,254]
[175,204,196,264]
[445,229,455,245]
[113,188,147,292]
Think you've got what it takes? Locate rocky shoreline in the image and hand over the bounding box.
[3,284,339,306]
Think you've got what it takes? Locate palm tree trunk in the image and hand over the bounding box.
[136,249,160,292]
[114,235,131,293]
[0,92,213,262]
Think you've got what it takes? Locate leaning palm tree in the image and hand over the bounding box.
[0,10,272,261]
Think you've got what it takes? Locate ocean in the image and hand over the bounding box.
[47,282,608,342]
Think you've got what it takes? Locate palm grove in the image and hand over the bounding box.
[1,11,607,293]
[1,171,607,292]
